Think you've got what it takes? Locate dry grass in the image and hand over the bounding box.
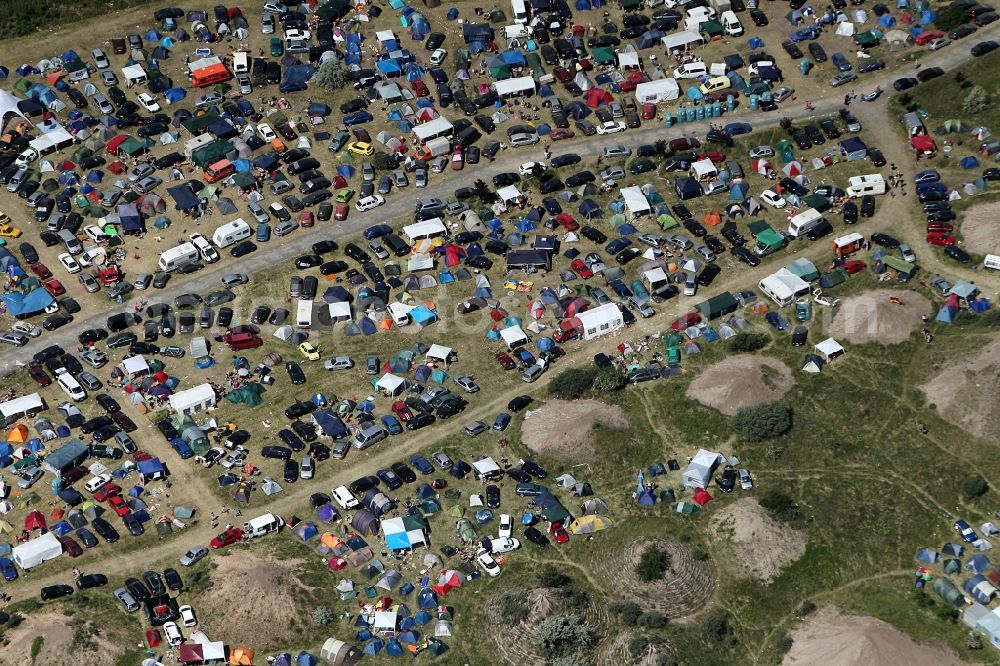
[919,337,1000,440]
[1,610,121,666]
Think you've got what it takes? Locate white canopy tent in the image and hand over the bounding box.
[168,383,216,415]
[499,325,528,349]
[472,457,501,478]
[682,449,724,489]
[620,186,651,216]
[121,355,150,376]
[815,338,846,362]
[328,301,353,321]
[402,219,447,241]
[376,373,408,396]
[426,344,453,363]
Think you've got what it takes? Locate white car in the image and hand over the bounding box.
[476,548,501,577]
[84,473,112,493]
[137,93,160,112]
[518,161,547,176]
[283,27,311,41]
[355,195,385,212]
[429,48,448,66]
[490,536,521,554]
[747,60,774,76]
[324,356,354,371]
[57,253,81,274]
[10,322,41,337]
[759,190,786,208]
[749,145,774,159]
[257,123,277,141]
[237,74,252,95]
[178,604,197,627]
[332,485,360,510]
[498,514,513,539]
[900,244,916,263]
[83,225,106,243]
[595,121,626,135]
[163,621,183,646]
[738,469,753,490]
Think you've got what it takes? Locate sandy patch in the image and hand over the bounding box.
[960,201,1000,255]
[686,356,794,416]
[522,399,629,460]
[3,610,119,666]
[192,551,307,648]
[829,290,931,345]
[920,338,1000,439]
[784,606,967,666]
[709,498,806,583]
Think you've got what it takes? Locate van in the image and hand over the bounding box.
[204,158,235,183]
[242,512,284,538]
[157,242,200,272]
[384,234,410,257]
[224,331,263,350]
[720,10,743,35]
[699,75,731,94]
[352,423,388,450]
[511,0,529,23]
[984,254,1000,271]
[296,299,313,329]
[188,233,220,263]
[58,229,83,255]
[786,208,825,238]
[846,174,886,197]
[673,60,708,79]
[233,51,249,75]
[6,168,28,192]
[56,369,86,401]
[332,485,360,510]
[212,218,252,248]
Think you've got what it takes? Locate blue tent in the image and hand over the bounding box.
[535,337,554,351]
[417,587,437,608]
[253,155,278,171]
[295,521,319,541]
[295,652,319,666]
[729,182,749,200]
[411,306,438,326]
[961,156,980,169]
[1,288,55,316]
[336,165,357,178]
[579,199,603,219]
[414,610,433,625]
[51,521,73,536]
[164,87,187,102]
[516,219,536,232]
[58,488,84,505]
[273,655,292,666]
[145,29,162,41]
[966,554,991,574]
[637,489,656,506]
[363,639,385,656]
[317,504,339,522]
[915,548,940,564]
[385,639,404,657]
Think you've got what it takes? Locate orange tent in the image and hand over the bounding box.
[703,210,722,227]
[229,647,254,665]
[50,507,65,522]
[6,423,29,444]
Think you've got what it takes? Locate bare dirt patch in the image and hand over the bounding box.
[829,290,931,345]
[687,356,794,416]
[2,610,120,666]
[783,606,967,666]
[603,539,715,624]
[960,201,1000,255]
[191,550,307,648]
[522,399,630,460]
[920,337,1000,439]
[709,498,806,583]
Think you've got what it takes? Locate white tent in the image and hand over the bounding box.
[493,76,536,99]
[402,219,447,241]
[575,303,624,340]
[620,186,651,216]
[261,477,283,495]
[373,610,398,632]
[691,159,718,181]
[12,532,63,570]
[682,449,724,489]
[407,254,435,272]
[426,344,453,363]
[661,30,704,50]
[413,116,454,143]
[169,383,216,415]
[0,500,13,514]
[499,325,528,349]
[0,90,29,127]
[635,78,680,103]
[471,457,501,478]
[328,301,352,321]
[836,21,856,36]
[496,185,523,204]
[121,355,150,376]
[617,51,640,69]
[0,392,43,423]
[274,325,295,341]
[815,338,846,362]
[376,373,408,396]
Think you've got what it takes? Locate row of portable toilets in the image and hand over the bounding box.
[662,91,785,126]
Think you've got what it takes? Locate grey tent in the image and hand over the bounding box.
[376,569,402,590]
[351,509,378,536]
[216,197,237,215]
[320,639,362,666]
[934,577,966,607]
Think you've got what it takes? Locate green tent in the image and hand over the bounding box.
[820,268,848,288]
[181,113,221,135]
[118,137,150,156]
[489,66,511,80]
[665,332,683,347]
[672,502,702,516]
[700,19,724,36]
[802,194,832,211]
[593,47,616,64]
[457,518,477,542]
[657,214,678,230]
[420,499,442,515]
[13,78,31,94]
[881,255,916,279]
[427,639,449,656]
[232,172,257,189]
[191,140,233,168]
[853,30,880,47]
[227,387,264,407]
[448,505,464,518]
[774,138,795,163]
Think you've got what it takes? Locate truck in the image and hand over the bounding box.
[188,233,220,263]
[749,221,786,257]
[242,512,284,538]
[552,319,581,343]
[412,136,451,161]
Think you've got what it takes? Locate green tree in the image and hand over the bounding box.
[313,61,348,91]
[732,402,792,442]
[535,614,595,657]
[635,544,670,582]
[728,331,770,353]
[758,489,801,524]
[773,632,793,654]
[636,611,668,628]
[312,606,334,626]
[548,366,598,400]
[593,367,627,392]
[499,593,529,625]
[473,178,496,203]
[610,601,643,626]
[962,86,989,115]
[539,564,572,588]
[371,151,396,171]
[704,610,733,642]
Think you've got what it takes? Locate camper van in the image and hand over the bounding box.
[188,233,220,263]
[204,159,234,183]
[211,219,252,248]
[511,0,530,24]
[184,134,215,158]
[296,299,314,329]
[157,242,200,272]
[242,512,284,538]
[846,174,886,197]
[832,233,865,258]
[233,51,250,75]
[387,302,412,326]
[786,208,825,239]
[673,60,708,79]
[984,254,1000,271]
[720,10,743,35]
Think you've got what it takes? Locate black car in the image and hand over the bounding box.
[860,195,876,217]
[524,526,549,547]
[581,225,608,244]
[950,23,978,39]
[697,263,721,286]
[522,460,548,478]
[808,42,827,62]
[291,420,317,443]
[406,412,436,430]
[436,396,466,418]
[230,240,256,257]
[163,568,183,591]
[944,245,971,263]
[283,458,299,483]
[344,243,371,263]
[819,119,841,139]
[806,220,833,240]
[143,570,167,597]
[893,77,919,90]
[782,40,804,58]
[508,395,532,412]
[716,467,737,493]
[682,218,707,237]
[123,513,143,536]
[871,232,900,248]
[390,462,417,483]
[349,475,380,495]
[261,445,293,460]
[916,67,944,82]
[278,428,306,451]
[869,147,886,167]
[486,484,501,508]
[792,326,808,347]
[40,585,74,600]
[732,246,760,266]
[124,577,149,601]
[972,39,999,56]
[284,400,313,419]
[550,153,581,168]
[507,468,532,483]
[750,8,768,25]
[721,225,746,246]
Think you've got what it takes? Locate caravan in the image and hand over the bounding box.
[212,219,252,248]
[511,0,530,23]
[296,300,314,329]
[832,233,865,257]
[846,174,887,197]
[158,242,200,272]
[786,209,825,238]
[233,51,250,75]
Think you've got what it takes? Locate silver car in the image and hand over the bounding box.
[100,70,118,86]
[133,175,162,193]
[667,233,693,250]
[393,170,409,187]
[602,144,631,158]
[17,467,44,489]
[599,166,626,182]
[273,220,299,236]
[521,363,546,383]
[237,74,252,95]
[509,132,539,147]
[92,48,110,69]
[195,92,223,108]
[324,356,354,370]
[694,244,716,263]
[114,587,139,612]
[179,545,209,566]
[0,331,28,346]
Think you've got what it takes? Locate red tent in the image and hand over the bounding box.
[105,135,129,154]
[153,370,169,383]
[584,88,613,109]
[24,510,47,531]
[692,488,713,507]
[442,244,465,267]
[107,161,127,174]
[327,557,348,571]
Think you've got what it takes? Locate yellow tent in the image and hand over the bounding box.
[569,514,613,535]
[5,423,29,444]
[229,647,254,665]
[0,519,14,533]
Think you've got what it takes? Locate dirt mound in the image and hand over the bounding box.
[192,551,306,648]
[920,338,1000,439]
[960,201,1000,255]
[829,290,931,345]
[603,539,715,624]
[709,498,806,583]
[3,611,120,666]
[522,399,629,460]
[687,356,794,416]
[784,606,967,666]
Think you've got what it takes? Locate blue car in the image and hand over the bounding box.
[606,237,631,254]
[514,348,535,366]
[791,26,821,41]
[344,111,374,126]
[279,81,308,94]
[955,518,978,543]
[913,169,941,184]
[76,527,98,548]
[410,454,434,474]
[725,122,753,137]
[237,99,255,117]
[916,182,947,194]
[381,414,403,435]
[169,437,194,459]
[765,311,789,331]
[831,52,852,71]
[0,557,17,581]
[364,223,392,240]
[429,67,448,84]
[542,197,562,215]
[256,223,271,242]
[493,412,511,431]
[376,468,404,490]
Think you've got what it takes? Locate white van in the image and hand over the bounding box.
[511,0,529,24]
[332,486,360,510]
[56,369,86,401]
[188,233,220,263]
[242,512,284,538]
[296,299,314,329]
[720,10,743,35]
[233,51,249,75]
[984,254,1000,271]
[211,218,252,248]
[158,242,200,272]
[673,60,708,79]
[846,174,887,197]
[786,208,825,238]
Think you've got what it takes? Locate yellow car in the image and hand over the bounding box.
[347,141,374,156]
[298,341,321,361]
[0,217,21,239]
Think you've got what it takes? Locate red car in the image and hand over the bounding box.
[300,211,314,228]
[210,527,244,549]
[411,80,429,97]
[671,312,702,331]
[555,213,579,231]
[93,483,121,502]
[669,137,701,152]
[451,149,464,171]
[914,30,943,45]
[550,521,570,544]
[29,262,52,279]
[108,494,130,517]
[549,128,575,141]
[43,278,65,296]
[570,258,593,279]
[28,364,52,387]
[146,630,163,648]
[926,232,956,246]
[553,67,573,82]
[391,400,412,421]
[843,260,867,274]
[334,203,349,221]
[640,103,656,120]
[926,222,954,233]
[700,151,726,164]
[618,79,638,92]
[496,352,515,370]
[97,265,121,285]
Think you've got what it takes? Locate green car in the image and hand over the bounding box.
[335,188,355,203]
[270,37,283,57]
[107,332,137,349]
[666,346,681,365]
[795,299,812,322]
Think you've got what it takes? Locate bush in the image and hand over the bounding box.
[704,610,733,642]
[593,367,627,392]
[312,606,334,626]
[535,614,595,657]
[313,61,348,91]
[773,632,793,654]
[799,600,817,616]
[962,86,989,115]
[551,655,590,666]
[962,474,989,501]
[548,367,598,400]
[561,587,590,608]
[728,331,770,353]
[966,631,984,650]
[759,489,801,524]
[540,564,572,588]
[635,544,670,582]
[499,593,529,625]
[610,601,644,626]
[934,5,969,31]
[691,547,710,561]
[636,611,668,628]
[732,402,792,442]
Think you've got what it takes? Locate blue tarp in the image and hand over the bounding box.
[1,288,55,316]
[164,87,187,103]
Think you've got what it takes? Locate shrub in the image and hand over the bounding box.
[635,544,670,582]
[499,593,529,625]
[312,606,334,626]
[561,587,590,608]
[610,601,643,626]
[371,151,396,171]
[773,632,793,654]
[548,366,598,400]
[962,86,989,115]
[593,367,627,392]
[759,489,801,524]
[551,655,590,666]
[728,331,770,353]
[313,61,348,91]
[539,564,572,589]
[799,600,817,616]
[934,5,969,31]
[535,614,595,657]
[966,631,984,650]
[30,636,44,664]
[691,547,710,561]
[962,474,989,501]
[704,610,733,642]
[636,611,668,628]
[732,402,792,442]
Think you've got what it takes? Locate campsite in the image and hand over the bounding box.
[0,0,999,664]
